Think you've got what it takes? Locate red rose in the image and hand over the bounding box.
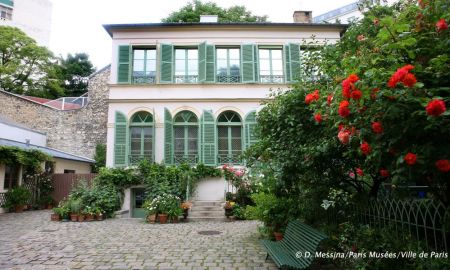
[404,153,417,166]
[350,89,362,100]
[327,95,333,105]
[380,169,390,178]
[338,130,351,144]
[388,65,415,88]
[339,100,350,108]
[426,99,446,116]
[371,122,384,134]
[360,141,372,155]
[436,19,448,32]
[348,74,359,83]
[338,124,345,131]
[314,113,322,123]
[402,73,417,88]
[357,35,366,41]
[305,93,315,105]
[435,160,450,172]
[338,107,350,118]
[356,168,364,176]
[312,90,320,100]
[373,18,379,25]
[342,79,351,99]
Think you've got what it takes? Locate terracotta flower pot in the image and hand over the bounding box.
[78,214,85,222]
[158,214,168,224]
[96,214,104,221]
[172,216,179,223]
[14,205,25,213]
[85,214,95,221]
[51,213,60,221]
[183,209,189,219]
[70,214,78,222]
[274,232,284,241]
[46,204,53,210]
[147,214,156,223]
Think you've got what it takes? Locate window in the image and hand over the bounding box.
[173,111,199,164]
[216,48,241,83]
[64,170,76,174]
[258,48,284,83]
[132,49,156,84]
[217,111,242,165]
[175,48,198,83]
[0,6,13,21]
[129,111,154,165]
[4,165,19,190]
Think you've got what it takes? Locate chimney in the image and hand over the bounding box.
[293,11,312,23]
[200,15,218,23]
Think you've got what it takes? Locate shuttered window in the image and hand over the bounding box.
[200,110,217,166]
[216,48,241,83]
[175,48,198,83]
[117,45,131,83]
[217,111,242,165]
[132,48,156,84]
[259,48,284,83]
[173,111,199,165]
[129,111,154,165]
[114,111,128,167]
[244,111,258,150]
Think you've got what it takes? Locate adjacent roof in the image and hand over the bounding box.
[103,22,348,37]
[0,138,95,163]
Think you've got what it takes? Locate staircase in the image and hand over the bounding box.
[188,200,226,221]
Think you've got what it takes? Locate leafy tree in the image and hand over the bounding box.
[162,0,268,23]
[59,53,95,97]
[92,144,106,173]
[0,26,64,98]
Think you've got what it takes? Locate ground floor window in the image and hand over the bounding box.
[217,111,243,165]
[4,164,20,190]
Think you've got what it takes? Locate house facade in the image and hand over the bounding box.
[103,18,346,216]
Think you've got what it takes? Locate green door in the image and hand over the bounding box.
[132,188,146,218]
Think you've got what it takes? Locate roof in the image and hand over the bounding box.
[0,138,95,163]
[0,115,46,135]
[103,22,348,37]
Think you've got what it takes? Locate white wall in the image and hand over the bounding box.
[0,122,47,146]
[0,0,52,47]
[194,177,226,201]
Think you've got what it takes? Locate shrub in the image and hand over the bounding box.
[4,186,31,208]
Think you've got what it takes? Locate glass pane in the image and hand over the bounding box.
[175,60,185,73]
[188,60,198,74]
[175,49,185,59]
[175,138,184,152]
[272,60,283,72]
[271,49,282,59]
[134,50,145,60]
[146,60,156,72]
[259,59,270,71]
[133,60,145,72]
[188,139,198,152]
[143,128,152,152]
[146,49,156,60]
[188,126,198,138]
[217,59,227,70]
[174,127,184,138]
[188,49,198,60]
[259,49,269,59]
[229,49,240,59]
[231,126,242,137]
[216,49,227,59]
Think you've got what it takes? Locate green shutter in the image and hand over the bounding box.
[284,44,292,82]
[114,111,128,167]
[241,44,257,83]
[200,110,217,166]
[289,43,301,82]
[164,108,173,164]
[244,111,258,149]
[199,42,215,83]
[117,45,131,83]
[159,43,173,83]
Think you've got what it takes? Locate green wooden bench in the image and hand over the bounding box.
[261,220,327,269]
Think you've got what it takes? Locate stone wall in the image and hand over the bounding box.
[0,65,110,159]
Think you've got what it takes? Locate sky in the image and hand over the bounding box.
[49,0,357,69]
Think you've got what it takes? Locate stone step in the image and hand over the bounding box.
[189,206,223,212]
[191,200,224,207]
[188,211,225,218]
[188,216,229,222]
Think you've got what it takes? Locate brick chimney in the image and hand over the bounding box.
[293,11,312,23]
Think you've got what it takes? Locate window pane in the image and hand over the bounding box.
[272,60,283,72]
[133,60,145,72]
[175,50,185,59]
[229,49,240,59]
[146,60,156,73]
[188,60,198,75]
[143,127,153,152]
[188,127,198,138]
[259,49,269,59]
[188,49,198,60]
[271,49,282,59]
[175,60,185,73]
[259,59,270,71]
[216,49,227,59]
[134,50,145,60]
[231,126,242,137]
[188,139,198,153]
[146,49,156,60]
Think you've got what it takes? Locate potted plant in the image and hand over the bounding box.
[143,198,158,223]
[84,206,95,221]
[157,194,180,224]
[57,199,70,221]
[5,186,31,213]
[168,206,183,223]
[181,201,192,220]
[69,198,82,222]
[94,207,104,221]
[51,207,63,221]
[223,201,235,218]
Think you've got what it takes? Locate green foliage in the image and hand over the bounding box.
[162,0,268,23]
[4,186,31,208]
[0,146,51,171]
[92,144,106,173]
[58,53,95,97]
[232,203,246,220]
[0,26,64,98]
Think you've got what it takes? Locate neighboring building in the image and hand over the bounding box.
[313,0,397,24]
[0,0,52,46]
[103,15,346,217]
[0,116,94,212]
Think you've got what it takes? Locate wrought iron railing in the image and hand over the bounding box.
[218,153,242,165]
[132,75,156,84]
[327,198,450,252]
[174,154,198,165]
[259,75,284,83]
[128,154,153,166]
[174,75,198,83]
[216,75,241,83]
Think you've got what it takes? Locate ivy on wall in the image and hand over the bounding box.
[0,146,51,171]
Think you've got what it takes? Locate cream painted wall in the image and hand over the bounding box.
[194,177,226,201]
[53,158,92,174]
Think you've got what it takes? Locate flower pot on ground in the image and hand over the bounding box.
[96,213,104,221]
[181,201,192,220]
[5,187,31,213]
[85,214,95,221]
[70,213,78,222]
[78,214,85,222]
[171,216,179,223]
[274,232,284,241]
[51,213,60,221]
[68,198,82,222]
[51,207,65,221]
[224,201,235,218]
[158,213,168,224]
[183,209,189,219]
[83,206,95,221]
[147,214,156,223]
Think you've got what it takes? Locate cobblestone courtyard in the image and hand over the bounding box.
[0,211,277,270]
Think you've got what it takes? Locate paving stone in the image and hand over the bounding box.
[0,210,277,269]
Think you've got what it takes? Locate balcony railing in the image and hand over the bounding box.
[174,75,198,83]
[216,75,241,83]
[174,153,198,165]
[128,154,153,166]
[260,75,284,83]
[132,75,156,84]
[218,153,242,165]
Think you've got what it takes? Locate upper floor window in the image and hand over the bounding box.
[0,6,13,21]
[175,48,198,83]
[132,49,156,84]
[216,48,241,83]
[259,48,284,83]
[217,111,242,165]
[173,111,199,165]
[129,111,154,165]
